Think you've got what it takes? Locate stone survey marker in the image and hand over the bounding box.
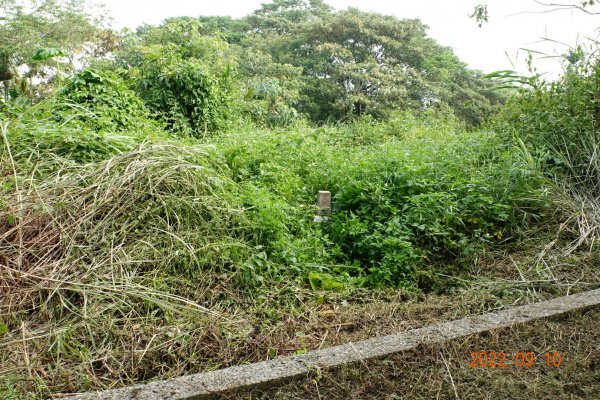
[313,190,331,222]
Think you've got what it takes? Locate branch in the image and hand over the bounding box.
[533,0,600,15]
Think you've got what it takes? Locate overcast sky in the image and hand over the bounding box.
[96,0,599,76]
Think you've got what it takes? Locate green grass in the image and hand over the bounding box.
[216,114,550,288]
[0,95,586,399]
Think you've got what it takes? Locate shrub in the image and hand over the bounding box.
[57,68,151,133]
[135,53,234,136]
[217,119,549,287]
[118,20,237,137]
[497,50,600,196]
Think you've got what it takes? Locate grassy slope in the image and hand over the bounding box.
[0,109,599,398]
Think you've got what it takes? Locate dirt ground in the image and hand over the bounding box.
[230,308,600,400]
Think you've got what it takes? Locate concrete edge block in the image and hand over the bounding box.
[72,288,600,400]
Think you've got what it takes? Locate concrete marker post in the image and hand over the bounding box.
[314,190,331,222]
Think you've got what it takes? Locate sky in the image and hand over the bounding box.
[96,0,599,77]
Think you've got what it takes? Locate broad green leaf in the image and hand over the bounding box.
[32,47,66,62]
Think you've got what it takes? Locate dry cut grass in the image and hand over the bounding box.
[236,308,600,400]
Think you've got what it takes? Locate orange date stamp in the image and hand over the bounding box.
[469,351,563,368]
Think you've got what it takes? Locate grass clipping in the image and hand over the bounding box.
[0,143,252,395]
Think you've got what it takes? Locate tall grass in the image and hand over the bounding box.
[0,103,553,397]
[497,51,600,251]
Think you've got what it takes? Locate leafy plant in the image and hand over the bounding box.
[217,119,549,288]
[495,45,600,249]
[57,68,152,133]
[31,47,66,62]
[119,19,237,136]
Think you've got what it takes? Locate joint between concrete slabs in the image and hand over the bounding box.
[73,288,600,400]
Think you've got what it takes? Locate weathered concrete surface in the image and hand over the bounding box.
[72,288,600,400]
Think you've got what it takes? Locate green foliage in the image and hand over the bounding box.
[57,68,151,133]
[0,0,98,62]
[0,143,259,397]
[443,69,507,128]
[0,1,549,292]
[308,271,345,291]
[217,117,549,287]
[493,46,600,250]
[83,1,507,132]
[120,19,236,136]
[246,0,332,34]
[195,16,248,44]
[31,47,66,62]
[497,48,600,195]
[238,49,303,127]
[242,5,504,126]
[324,132,547,286]
[137,55,233,136]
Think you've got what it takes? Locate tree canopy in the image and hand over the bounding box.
[237,2,504,124]
[2,0,506,129]
[0,0,117,97]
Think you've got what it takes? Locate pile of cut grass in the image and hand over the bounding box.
[0,141,259,397]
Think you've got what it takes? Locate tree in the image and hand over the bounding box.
[0,0,105,98]
[243,5,504,125]
[195,16,249,44]
[245,0,332,34]
[237,48,303,126]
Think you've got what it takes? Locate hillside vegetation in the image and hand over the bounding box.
[0,1,598,398]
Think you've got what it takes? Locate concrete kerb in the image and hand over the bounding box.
[72,288,600,400]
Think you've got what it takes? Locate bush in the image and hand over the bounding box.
[135,54,234,136]
[325,131,547,286]
[497,50,600,195]
[118,20,237,137]
[57,68,151,133]
[217,117,549,287]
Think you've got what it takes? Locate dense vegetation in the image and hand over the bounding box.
[0,0,598,398]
